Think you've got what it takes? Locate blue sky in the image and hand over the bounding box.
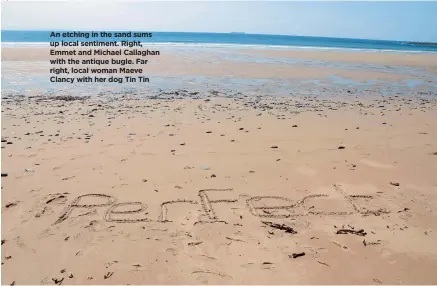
[2,1,437,42]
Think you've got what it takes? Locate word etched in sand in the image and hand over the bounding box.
[54,185,391,225]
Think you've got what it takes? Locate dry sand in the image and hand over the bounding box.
[2,47,437,285]
[2,93,437,285]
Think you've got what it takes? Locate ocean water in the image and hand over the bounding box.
[2,30,437,52]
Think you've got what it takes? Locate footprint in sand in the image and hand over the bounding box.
[360,159,394,169]
[295,165,317,177]
[192,270,232,283]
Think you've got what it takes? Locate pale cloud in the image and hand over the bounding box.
[1,1,223,31]
[3,2,137,30]
[2,1,437,41]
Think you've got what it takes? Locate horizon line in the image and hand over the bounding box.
[1,29,436,44]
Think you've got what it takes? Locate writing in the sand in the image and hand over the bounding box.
[48,31,160,84]
[53,186,390,225]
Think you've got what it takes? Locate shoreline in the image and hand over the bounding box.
[3,42,437,54]
[2,46,437,99]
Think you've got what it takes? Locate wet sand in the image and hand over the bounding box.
[238,48,437,68]
[2,47,436,81]
[2,47,437,285]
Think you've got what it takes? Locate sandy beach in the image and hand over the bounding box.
[2,47,436,81]
[238,49,437,68]
[2,47,437,285]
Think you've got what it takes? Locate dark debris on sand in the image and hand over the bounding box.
[336,228,367,236]
[289,252,305,259]
[262,221,297,234]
